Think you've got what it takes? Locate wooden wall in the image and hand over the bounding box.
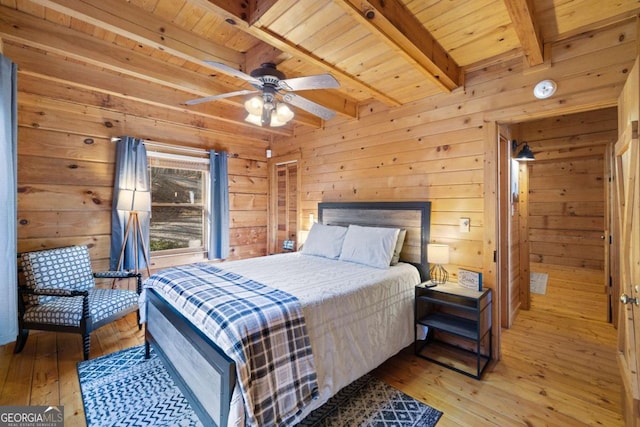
[271,19,636,332]
[14,67,271,276]
[518,108,616,271]
[8,13,638,321]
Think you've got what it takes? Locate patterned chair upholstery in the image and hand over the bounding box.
[15,245,142,360]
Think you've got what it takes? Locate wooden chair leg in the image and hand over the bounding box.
[145,340,151,359]
[14,329,29,354]
[82,333,90,360]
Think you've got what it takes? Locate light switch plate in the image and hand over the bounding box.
[459,218,470,233]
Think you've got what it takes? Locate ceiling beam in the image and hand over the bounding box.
[0,5,322,128]
[503,0,544,66]
[243,43,359,118]
[30,0,244,68]
[4,42,285,139]
[245,42,290,73]
[247,24,401,106]
[336,0,461,93]
[201,0,402,106]
[31,0,358,120]
[0,7,229,96]
[247,0,282,26]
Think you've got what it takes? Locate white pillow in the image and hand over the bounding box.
[339,225,400,269]
[390,228,407,265]
[301,223,348,259]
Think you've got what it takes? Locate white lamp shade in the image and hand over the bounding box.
[244,113,262,126]
[117,189,151,212]
[276,103,294,122]
[270,111,288,127]
[244,96,264,116]
[427,244,449,264]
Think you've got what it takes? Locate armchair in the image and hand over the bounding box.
[15,245,141,360]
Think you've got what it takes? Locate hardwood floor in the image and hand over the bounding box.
[375,265,622,426]
[0,265,623,426]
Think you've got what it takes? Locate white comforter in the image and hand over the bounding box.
[215,252,421,425]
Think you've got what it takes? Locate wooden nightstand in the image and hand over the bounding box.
[414,282,492,379]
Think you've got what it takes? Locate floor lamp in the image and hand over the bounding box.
[115,189,151,283]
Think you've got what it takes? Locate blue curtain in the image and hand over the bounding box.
[209,150,229,259]
[110,137,150,270]
[0,54,18,345]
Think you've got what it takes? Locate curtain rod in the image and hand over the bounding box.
[110,137,210,156]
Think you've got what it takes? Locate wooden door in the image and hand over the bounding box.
[616,57,640,426]
[267,155,300,255]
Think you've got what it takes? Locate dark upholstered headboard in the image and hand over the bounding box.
[318,201,431,281]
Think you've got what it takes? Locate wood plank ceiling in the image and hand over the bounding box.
[0,0,638,137]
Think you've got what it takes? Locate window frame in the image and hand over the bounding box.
[146,149,210,258]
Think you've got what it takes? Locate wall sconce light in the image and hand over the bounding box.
[427,243,449,286]
[512,140,535,161]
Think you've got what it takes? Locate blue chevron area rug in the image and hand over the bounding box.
[78,345,442,427]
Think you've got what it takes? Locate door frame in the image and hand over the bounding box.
[267,152,301,255]
[498,130,512,329]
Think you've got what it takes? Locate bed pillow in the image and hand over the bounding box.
[339,225,400,269]
[390,228,407,265]
[301,223,348,259]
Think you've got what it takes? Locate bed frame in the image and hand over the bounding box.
[145,201,431,427]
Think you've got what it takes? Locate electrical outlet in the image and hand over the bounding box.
[459,218,470,233]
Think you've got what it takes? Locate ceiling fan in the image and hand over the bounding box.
[185,61,340,127]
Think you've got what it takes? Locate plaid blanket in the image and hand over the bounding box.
[144,263,319,426]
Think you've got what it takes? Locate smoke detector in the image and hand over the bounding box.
[533,80,557,99]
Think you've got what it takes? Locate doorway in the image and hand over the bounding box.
[498,108,615,326]
[267,153,301,255]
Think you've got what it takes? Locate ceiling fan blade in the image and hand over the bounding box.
[279,74,340,92]
[204,61,263,87]
[185,89,258,106]
[283,93,336,120]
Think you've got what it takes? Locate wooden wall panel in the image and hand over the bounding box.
[271,22,636,358]
[15,72,270,273]
[273,18,635,348]
[10,15,636,312]
[520,107,615,271]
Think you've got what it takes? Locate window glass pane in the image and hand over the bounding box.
[149,167,206,252]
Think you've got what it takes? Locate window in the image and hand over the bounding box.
[147,150,209,254]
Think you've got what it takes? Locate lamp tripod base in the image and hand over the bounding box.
[114,211,151,288]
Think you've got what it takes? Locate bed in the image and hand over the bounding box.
[142,201,431,427]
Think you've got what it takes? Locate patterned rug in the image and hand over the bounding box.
[78,345,442,427]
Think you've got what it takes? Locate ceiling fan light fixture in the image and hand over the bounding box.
[244,95,295,127]
[244,113,262,126]
[270,112,288,127]
[244,96,264,116]
[276,103,294,122]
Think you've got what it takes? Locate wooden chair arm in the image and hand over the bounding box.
[93,271,140,279]
[18,286,89,298]
[93,271,143,295]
